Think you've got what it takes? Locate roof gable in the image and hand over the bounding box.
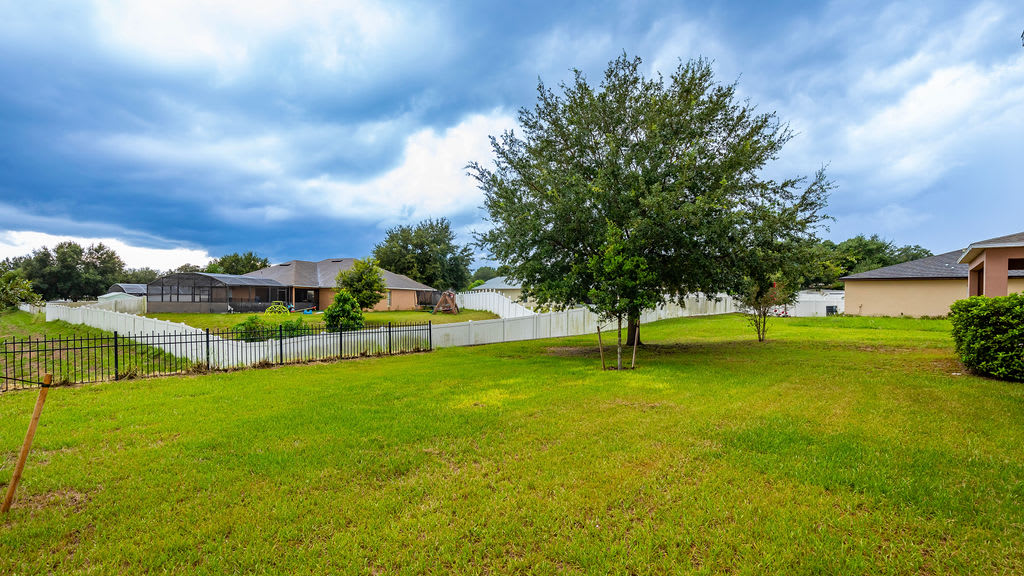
[843,249,1024,281]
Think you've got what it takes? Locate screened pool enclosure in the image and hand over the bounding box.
[146,272,290,314]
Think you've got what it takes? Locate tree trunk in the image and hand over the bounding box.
[616,316,623,370]
[626,315,642,346]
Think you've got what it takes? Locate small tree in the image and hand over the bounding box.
[587,225,659,369]
[0,270,42,309]
[337,258,387,310]
[324,290,365,332]
[739,280,798,342]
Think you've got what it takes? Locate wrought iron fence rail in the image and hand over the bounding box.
[1,321,432,392]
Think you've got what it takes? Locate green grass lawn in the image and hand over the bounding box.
[2,314,1023,574]
[144,308,498,330]
[0,311,189,389]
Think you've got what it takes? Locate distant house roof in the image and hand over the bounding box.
[150,272,286,288]
[842,249,1024,281]
[107,283,147,296]
[958,231,1024,263]
[473,276,521,290]
[244,259,434,291]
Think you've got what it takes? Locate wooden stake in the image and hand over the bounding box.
[2,374,51,514]
[596,325,606,370]
[630,322,640,369]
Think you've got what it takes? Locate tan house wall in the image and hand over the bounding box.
[318,288,420,311]
[847,277,1024,317]
[844,279,967,317]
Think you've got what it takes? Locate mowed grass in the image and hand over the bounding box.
[144,308,498,330]
[2,314,1023,574]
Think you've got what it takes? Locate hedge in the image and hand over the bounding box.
[949,294,1024,382]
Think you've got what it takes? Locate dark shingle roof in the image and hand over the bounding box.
[843,249,1024,281]
[959,231,1024,263]
[245,259,434,291]
[194,272,286,287]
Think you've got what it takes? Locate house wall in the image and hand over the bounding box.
[318,288,419,311]
[844,279,967,317]
[966,246,1024,297]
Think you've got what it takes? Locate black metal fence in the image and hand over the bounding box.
[1,322,432,392]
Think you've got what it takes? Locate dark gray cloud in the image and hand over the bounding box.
[0,0,1020,267]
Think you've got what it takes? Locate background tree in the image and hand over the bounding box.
[336,258,387,310]
[120,267,161,284]
[373,218,473,291]
[803,234,933,288]
[18,241,125,300]
[207,252,270,275]
[323,290,365,332]
[0,270,42,309]
[471,266,499,284]
[171,263,204,274]
[471,54,830,350]
[82,243,125,297]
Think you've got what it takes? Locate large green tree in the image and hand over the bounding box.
[18,241,125,300]
[372,218,473,291]
[470,54,830,351]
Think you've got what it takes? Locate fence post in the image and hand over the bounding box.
[338,327,343,358]
[278,325,284,365]
[428,321,432,351]
[388,322,392,355]
[205,329,210,368]
[113,331,119,380]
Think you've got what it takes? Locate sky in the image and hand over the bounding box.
[0,0,1021,270]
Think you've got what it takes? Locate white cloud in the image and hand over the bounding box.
[88,0,446,78]
[0,231,213,271]
[291,111,516,223]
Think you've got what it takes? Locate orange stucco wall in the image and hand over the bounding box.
[318,288,420,311]
[966,246,1024,297]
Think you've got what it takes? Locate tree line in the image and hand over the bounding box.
[0,245,271,302]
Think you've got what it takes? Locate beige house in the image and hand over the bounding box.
[843,232,1024,317]
[244,259,435,312]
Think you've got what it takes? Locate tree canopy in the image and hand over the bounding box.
[803,234,933,288]
[206,252,270,275]
[372,218,473,291]
[470,54,830,361]
[17,241,125,301]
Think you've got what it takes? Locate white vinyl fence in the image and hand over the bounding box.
[432,294,739,348]
[44,292,739,367]
[17,302,45,315]
[455,291,534,318]
[44,304,425,370]
[88,296,147,314]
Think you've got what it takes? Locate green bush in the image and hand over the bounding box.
[280,318,306,337]
[324,290,365,332]
[949,294,1024,382]
[233,315,271,342]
